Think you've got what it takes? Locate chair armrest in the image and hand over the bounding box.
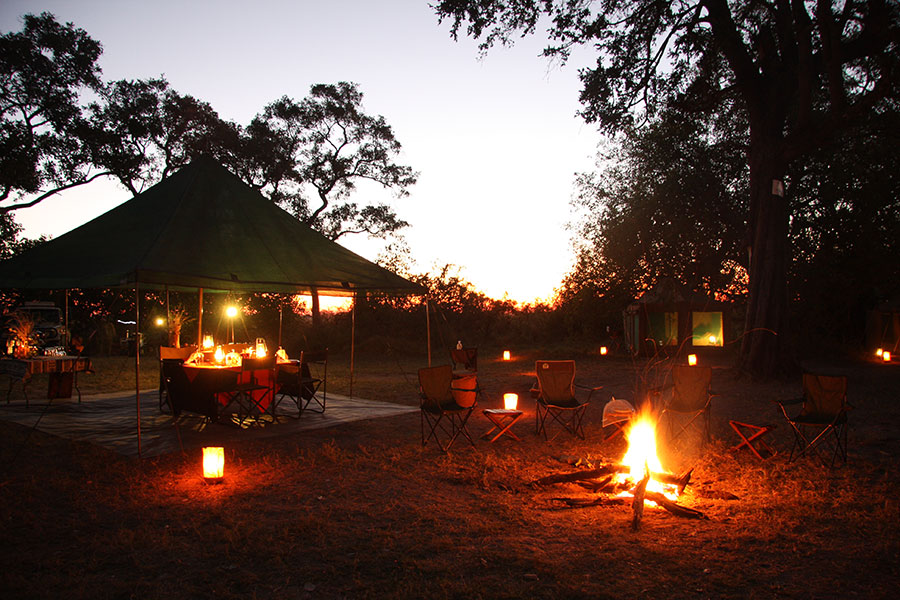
[575,383,603,402]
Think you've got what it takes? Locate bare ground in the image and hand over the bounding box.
[1,348,899,599]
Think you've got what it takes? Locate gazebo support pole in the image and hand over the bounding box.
[426,296,431,367]
[278,302,283,349]
[165,286,170,346]
[197,288,203,345]
[135,280,142,458]
[64,289,69,349]
[350,293,356,398]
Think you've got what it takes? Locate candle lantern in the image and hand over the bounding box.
[202,335,214,349]
[876,348,884,357]
[600,346,608,356]
[214,346,225,364]
[687,354,698,366]
[503,350,511,361]
[255,337,267,358]
[503,393,519,410]
[884,351,892,363]
[202,447,224,482]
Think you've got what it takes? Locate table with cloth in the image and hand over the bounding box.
[1,356,93,405]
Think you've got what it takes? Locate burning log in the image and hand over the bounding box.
[631,469,650,531]
[643,491,707,520]
[532,464,629,487]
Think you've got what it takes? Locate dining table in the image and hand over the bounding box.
[1,355,93,406]
[181,358,294,413]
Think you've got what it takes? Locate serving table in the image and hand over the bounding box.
[0,356,93,406]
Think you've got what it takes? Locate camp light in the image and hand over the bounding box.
[688,354,698,366]
[600,346,608,356]
[884,351,892,363]
[503,350,511,361]
[202,447,225,482]
[155,316,165,327]
[503,393,518,410]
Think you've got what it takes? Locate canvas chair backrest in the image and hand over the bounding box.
[800,373,847,419]
[241,354,276,373]
[670,365,712,412]
[159,345,197,361]
[535,360,576,404]
[419,364,453,408]
[450,347,478,371]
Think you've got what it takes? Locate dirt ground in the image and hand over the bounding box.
[1,348,898,598]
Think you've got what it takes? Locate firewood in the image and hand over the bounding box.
[575,475,615,493]
[631,468,650,531]
[532,464,629,486]
[643,491,708,519]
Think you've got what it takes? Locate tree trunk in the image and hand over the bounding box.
[740,127,794,378]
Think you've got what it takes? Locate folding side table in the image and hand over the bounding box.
[729,420,777,460]
[482,408,524,442]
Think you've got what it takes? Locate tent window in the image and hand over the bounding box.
[692,312,723,347]
[647,311,678,347]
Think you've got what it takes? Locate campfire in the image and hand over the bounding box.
[534,409,707,528]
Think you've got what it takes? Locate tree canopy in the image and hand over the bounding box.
[436,0,900,376]
[0,14,417,248]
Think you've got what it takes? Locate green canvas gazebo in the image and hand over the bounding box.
[0,156,421,295]
[0,156,423,454]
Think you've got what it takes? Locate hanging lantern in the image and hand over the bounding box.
[503,393,519,410]
[503,350,511,361]
[600,346,608,356]
[687,354,698,366]
[202,447,224,482]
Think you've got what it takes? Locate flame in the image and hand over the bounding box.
[617,411,679,500]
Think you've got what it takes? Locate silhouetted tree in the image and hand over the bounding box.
[0,12,104,214]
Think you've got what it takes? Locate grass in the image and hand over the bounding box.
[2,347,899,598]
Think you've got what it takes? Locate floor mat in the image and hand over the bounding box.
[0,391,417,457]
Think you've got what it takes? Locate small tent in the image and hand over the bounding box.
[623,279,731,356]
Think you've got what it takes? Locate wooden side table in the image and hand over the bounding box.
[729,420,777,460]
[482,408,524,442]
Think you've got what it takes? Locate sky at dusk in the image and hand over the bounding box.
[1,0,603,304]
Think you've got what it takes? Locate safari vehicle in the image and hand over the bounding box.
[2,301,66,352]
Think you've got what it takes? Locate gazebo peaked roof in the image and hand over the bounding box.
[0,156,422,296]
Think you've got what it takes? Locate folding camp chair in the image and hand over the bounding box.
[449,346,478,375]
[222,355,277,425]
[534,360,601,440]
[661,365,715,444]
[158,345,197,413]
[418,364,477,451]
[776,373,850,467]
[274,350,327,417]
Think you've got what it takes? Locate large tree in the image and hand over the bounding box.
[240,82,418,241]
[87,77,239,196]
[435,0,900,377]
[0,12,105,214]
